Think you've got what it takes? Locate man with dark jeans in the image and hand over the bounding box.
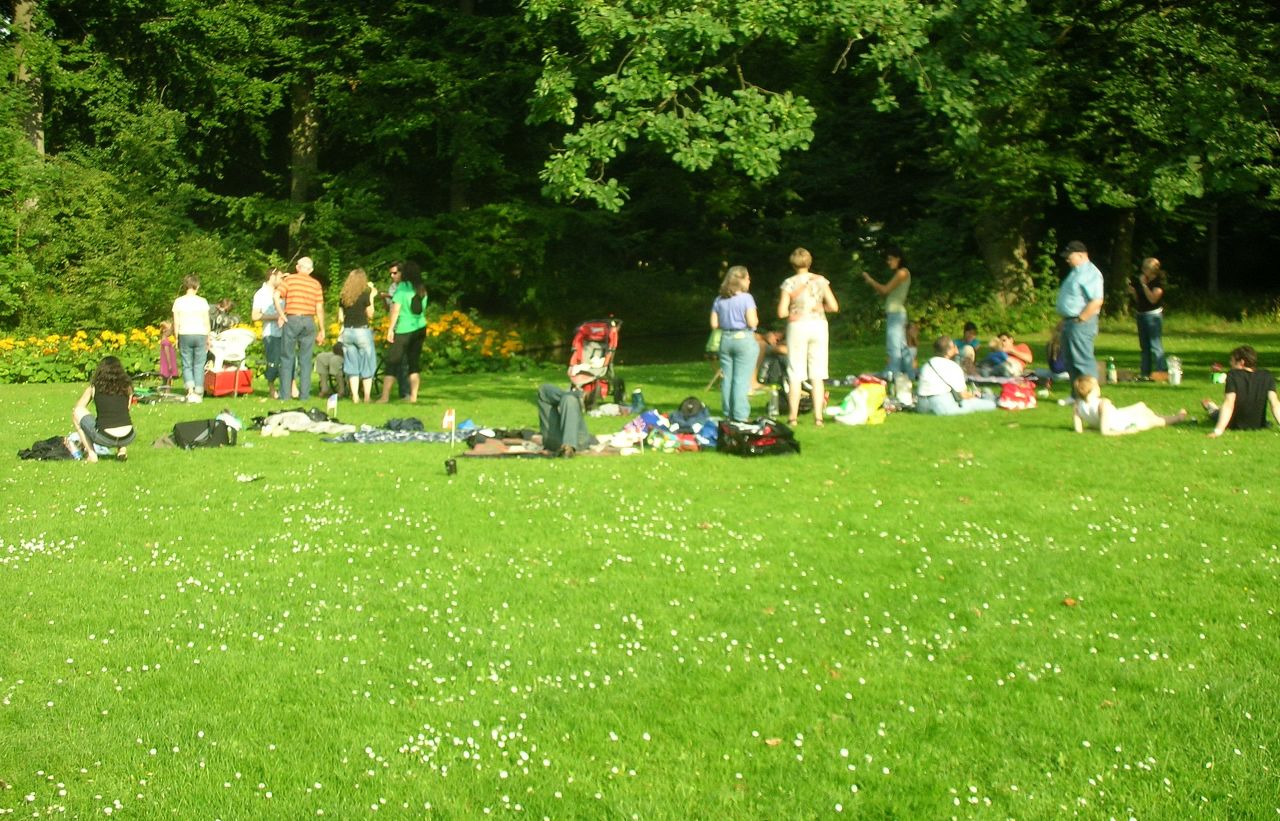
[275,257,326,401]
[1056,240,1104,389]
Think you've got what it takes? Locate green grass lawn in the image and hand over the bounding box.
[2,324,1278,818]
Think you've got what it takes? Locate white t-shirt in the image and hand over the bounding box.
[1076,396,1145,433]
[917,356,967,398]
[172,293,211,336]
[252,283,281,338]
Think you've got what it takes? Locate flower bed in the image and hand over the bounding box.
[0,310,527,384]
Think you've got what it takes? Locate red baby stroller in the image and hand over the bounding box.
[568,317,624,409]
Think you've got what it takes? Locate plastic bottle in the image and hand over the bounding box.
[1106,357,1118,384]
[630,388,645,414]
[1167,356,1182,386]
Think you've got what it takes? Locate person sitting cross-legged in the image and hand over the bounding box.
[1203,345,1280,438]
[916,336,998,416]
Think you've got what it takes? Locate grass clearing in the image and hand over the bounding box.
[2,324,1278,818]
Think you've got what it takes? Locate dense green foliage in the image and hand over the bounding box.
[2,1,1279,341]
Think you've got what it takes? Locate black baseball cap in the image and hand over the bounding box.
[1060,240,1087,258]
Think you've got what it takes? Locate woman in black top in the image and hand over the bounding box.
[72,355,135,462]
[1127,257,1166,377]
[338,268,378,402]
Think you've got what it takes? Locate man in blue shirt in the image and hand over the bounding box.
[1056,240,1105,387]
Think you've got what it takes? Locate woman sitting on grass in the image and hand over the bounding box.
[1203,345,1280,438]
[72,355,136,463]
[916,336,998,415]
[1072,375,1189,436]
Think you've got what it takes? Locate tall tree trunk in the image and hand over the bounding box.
[13,0,45,156]
[448,0,475,212]
[1109,207,1135,316]
[289,77,319,255]
[973,209,1033,305]
[1207,204,1219,296]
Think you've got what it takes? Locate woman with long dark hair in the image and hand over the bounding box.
[72,355,135,462]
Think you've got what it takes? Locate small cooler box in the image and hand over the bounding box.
[204,368,253,397]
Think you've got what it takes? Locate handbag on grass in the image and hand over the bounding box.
[172,419,237,449]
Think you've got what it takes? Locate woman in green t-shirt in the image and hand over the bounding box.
[378,262,427,403]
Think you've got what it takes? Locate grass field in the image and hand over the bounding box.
[2,323,1278,818]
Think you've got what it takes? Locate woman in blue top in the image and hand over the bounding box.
[710,266,759,422]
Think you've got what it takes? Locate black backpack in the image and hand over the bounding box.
[172,419,236,449]
[716,418,800,457]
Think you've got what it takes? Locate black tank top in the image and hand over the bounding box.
[95,392,132,429]
[343,291,371,328]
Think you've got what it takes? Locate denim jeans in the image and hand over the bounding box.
[341,327,377,379]
[178,334,207,393]
[1136,311,1166,375]
[280,315,317,400]
[718,330,757,422]
[261,333,281,384]
[1062,315,1099,381]
[885,312,910,377]
[917,393,998,415]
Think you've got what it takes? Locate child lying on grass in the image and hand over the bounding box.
[1072,375,1190,436]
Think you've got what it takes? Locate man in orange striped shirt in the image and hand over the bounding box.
[274,256,327,401]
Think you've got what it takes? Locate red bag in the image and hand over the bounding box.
[997,380,1037,410]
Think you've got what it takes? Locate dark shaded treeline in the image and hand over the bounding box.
[3,0,1278,341]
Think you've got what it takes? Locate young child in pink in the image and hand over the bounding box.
[158,320,179,390]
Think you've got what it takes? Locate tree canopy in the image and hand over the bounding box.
[3,0,1278,336]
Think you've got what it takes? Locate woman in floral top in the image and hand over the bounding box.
[777,247,839,426]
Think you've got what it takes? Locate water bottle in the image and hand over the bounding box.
[1167,356,1182,386]
[630,388,645,414]
[766,389,780,417]
[1106,357,1118,384]
[326,392,339,417]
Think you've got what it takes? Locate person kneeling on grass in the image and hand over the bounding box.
[916,336,998,416]
[1072,375,1189,436]
[72,355,136,463]
[1202,345,1280,439]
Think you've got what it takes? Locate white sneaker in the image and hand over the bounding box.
[187,394,203,404]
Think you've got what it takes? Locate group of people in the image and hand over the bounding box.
[709,244,918,425]
[163,258,431,405]
[59,241,1275,464]
[706,241,1278,437]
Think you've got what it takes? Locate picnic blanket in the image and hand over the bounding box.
[324,427,456,444]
